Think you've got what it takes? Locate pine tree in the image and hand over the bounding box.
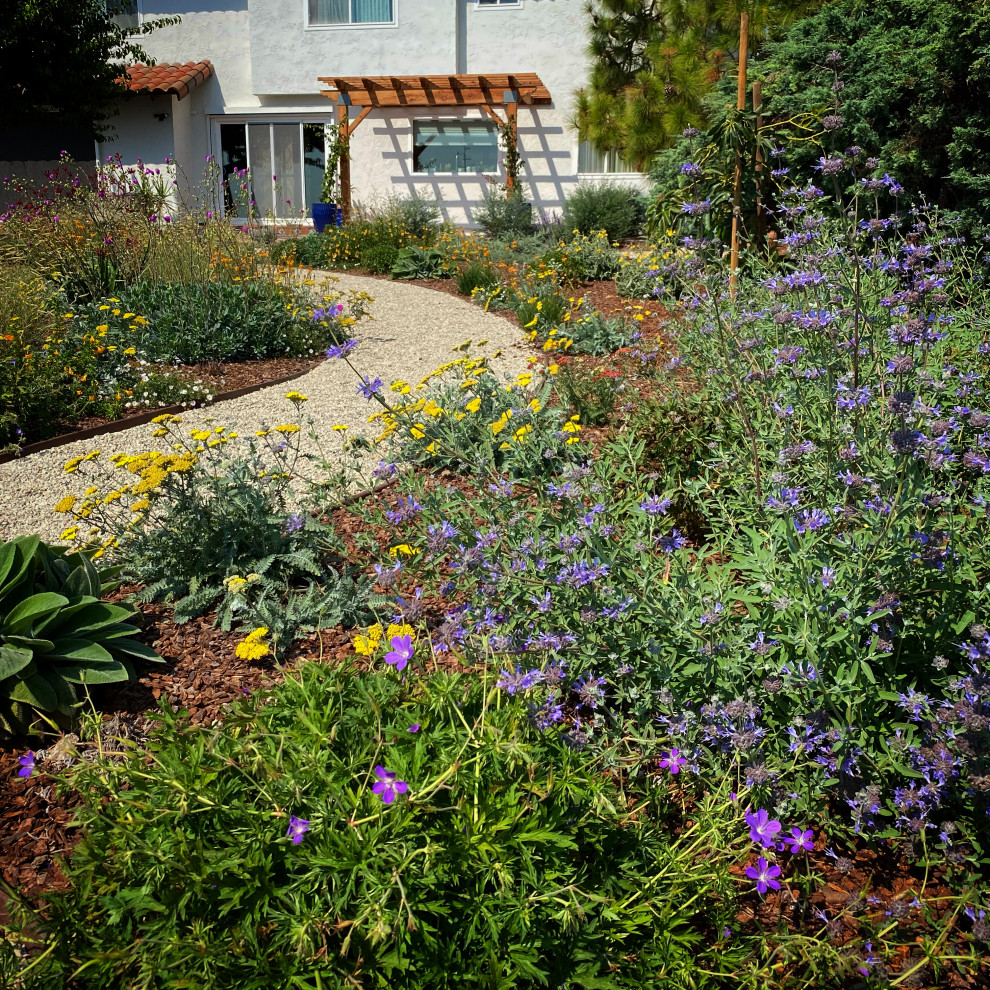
[575,0,821,168]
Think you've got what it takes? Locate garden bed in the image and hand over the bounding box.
[2,471,981,989]
[0,354,325,462]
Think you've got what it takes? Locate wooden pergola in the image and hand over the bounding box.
[318,73,552,220]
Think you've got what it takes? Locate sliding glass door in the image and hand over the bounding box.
[217,120,327,221]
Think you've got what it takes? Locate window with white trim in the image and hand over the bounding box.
[577,140,637,174]
[308,0,394,25]
[110,0,141,28]
[413,121,498,175]
[476,1,522,6]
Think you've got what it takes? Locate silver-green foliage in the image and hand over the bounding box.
[0,535,159,736]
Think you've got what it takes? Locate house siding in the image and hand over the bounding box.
[98,0,645,225]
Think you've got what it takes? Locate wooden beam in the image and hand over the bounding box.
[479,105,504,127]
[317,73,552,106]
[348,105,373,133]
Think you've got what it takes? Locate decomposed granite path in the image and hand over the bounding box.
[0,272,531,543]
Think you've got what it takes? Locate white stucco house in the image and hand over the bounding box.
[96,0,645,226]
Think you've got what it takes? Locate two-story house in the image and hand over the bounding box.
[98,0,644,225]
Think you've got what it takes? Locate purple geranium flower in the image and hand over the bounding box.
[384,634,414,671]
[745,808,782,848]
[372,765,408,804]
[658,748,687,774]
[746,856,782,894]
[17,752,34,778]
[286,815,310,844]
[407,723,420,733]
[785,827,815,854]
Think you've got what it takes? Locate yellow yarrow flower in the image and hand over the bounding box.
[224,575,249,595]
[353,622,383,656]
[54,495,77,513]
[274,424,300,434]
[465,397,481,414]
[285,391,308,402]
[235,627,271,661]
[59,526,80,542]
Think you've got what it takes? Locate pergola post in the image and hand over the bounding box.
[505,98,517,196]
[338,99,351,223]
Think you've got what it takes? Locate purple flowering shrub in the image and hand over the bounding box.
[29,666,801,988]
[344,174,990,913]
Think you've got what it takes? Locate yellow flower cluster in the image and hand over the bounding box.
[353,622,415,656]
[235,626,270,661]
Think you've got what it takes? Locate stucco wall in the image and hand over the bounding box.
[111,0,645,224]
[138,2,253,111]
[250,0,456,95]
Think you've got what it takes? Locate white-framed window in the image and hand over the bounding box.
[476,1,523,6]
[307,0,394,26]
[214,118,330,221]
[110,0,141,28]
[577,140,637,174]
[413,120,498,175]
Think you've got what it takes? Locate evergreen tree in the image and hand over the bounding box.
[575,0,820,168]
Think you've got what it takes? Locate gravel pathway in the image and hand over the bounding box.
[0,272,531,543]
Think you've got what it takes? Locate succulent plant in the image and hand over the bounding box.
[0,535,160,737]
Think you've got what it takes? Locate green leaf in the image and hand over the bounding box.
[0,644,34,680]
[106,638,162,663]
[96,622,144,640]
[8,673,57,710]
[0,542,17,591]
[47,638,114,664]
[61,553,102,599]
[2,592,69,635]
[44,668,80,712]
[3,634,54,653]
[0,535,39,603]
[44,602,135,637]
[53,660,129,685]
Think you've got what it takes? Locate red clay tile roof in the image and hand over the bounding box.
[121,61,214,101]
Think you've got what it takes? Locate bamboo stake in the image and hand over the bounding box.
[729,10,749,299]
[753,78,765,248]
